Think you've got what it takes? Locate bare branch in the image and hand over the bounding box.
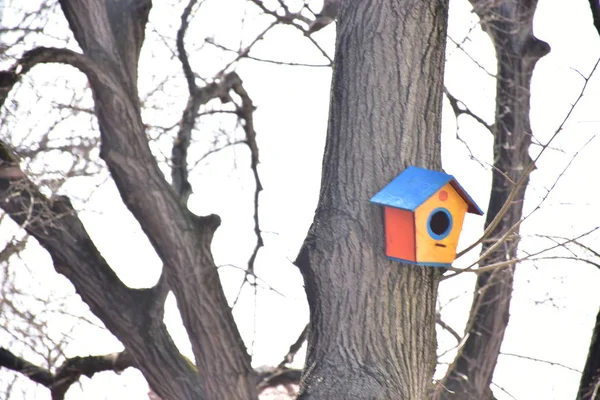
[446,226,600,278]
[447,35,495,78]
[278,325,308,368]
[0,347,134,400]
[232,78,263,276]
[0,347,54,387]
[172,26,250,206]
[456,57,600,261]
[217,21,278,74]
[249,325,308,394]
[0,238,27,263]
[0,139,201,399]
[247,0,334,64]
[0,46,105,111]
[501,351,580,373]
[256,366,302,394]
[523,132,597,221]
[176,0,201,96]
[444,87,493,133]
[207,35,332,68]
[172,0,201,203]
[51,351,134,400]
[490,381,515,400]
[248,0,310,29]
[307,0,339,34]
[436,314,462,343]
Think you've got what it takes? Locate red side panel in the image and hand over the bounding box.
[384,207,415,262]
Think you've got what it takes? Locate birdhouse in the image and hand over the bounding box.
[370,166,483,267]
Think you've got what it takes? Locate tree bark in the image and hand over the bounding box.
[438,1,549,398]
[296,0,449,398]
[0,163,203,400]
[578,306,600,399]
[58,1,256,398]
[0,1,258,398]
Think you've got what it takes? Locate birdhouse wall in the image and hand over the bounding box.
[384,206,415,262]
[414,182,468,265]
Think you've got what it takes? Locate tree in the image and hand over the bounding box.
[0,1,254,398]
[0,0,450,398]
[295,0,448,398]
[1,1,600,399]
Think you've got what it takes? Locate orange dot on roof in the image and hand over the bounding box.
[439,190,448,201]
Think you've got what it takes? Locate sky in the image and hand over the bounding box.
[1,0,600,399]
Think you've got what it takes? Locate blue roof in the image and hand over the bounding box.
[370,166,483,215]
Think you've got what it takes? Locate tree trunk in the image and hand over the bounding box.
[438,1,549,398]
[578,306,600,399]
[296,0,449,398]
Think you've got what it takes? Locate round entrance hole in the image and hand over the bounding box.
[427,208,452,239]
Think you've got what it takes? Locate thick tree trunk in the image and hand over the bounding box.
[438,1,549,399]
[296,0,449,398]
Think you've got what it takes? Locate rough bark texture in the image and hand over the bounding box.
[296,0,449,398]
[0,1,257,399]
[437,1,549,399]
[0,164,201,400]
[60,2,256,397]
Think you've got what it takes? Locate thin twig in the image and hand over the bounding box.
[456,57,600,261]
[278,325,308,367]
[444,87,493,133]
[445,227,600,278]
[501,351,580,373]
[206,39,330,67]
[436,314,462,343]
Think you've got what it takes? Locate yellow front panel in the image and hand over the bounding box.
[414,183,468,264]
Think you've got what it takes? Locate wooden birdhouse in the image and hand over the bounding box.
[370,166,483,267]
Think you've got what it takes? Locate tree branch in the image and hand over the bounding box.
[175,0,266,286]
[55,1,256,397]
[278,325,307,368]
[248,0,334,63]
[0,347,54,388]
[0,46,105,111]
[0,138,203,399]
[501,351,579,373]
[256,367,302,394]
[232,77,263,276]
[444,87,493,133]
[250,325,307,394]
[0,347,134,400]
[172,2,254,206]
[436,314,462,343]
[457,57,599,262]
[171,0,200,204]
[0,143,136,324]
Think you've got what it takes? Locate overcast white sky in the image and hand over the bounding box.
[2,1,600,399]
